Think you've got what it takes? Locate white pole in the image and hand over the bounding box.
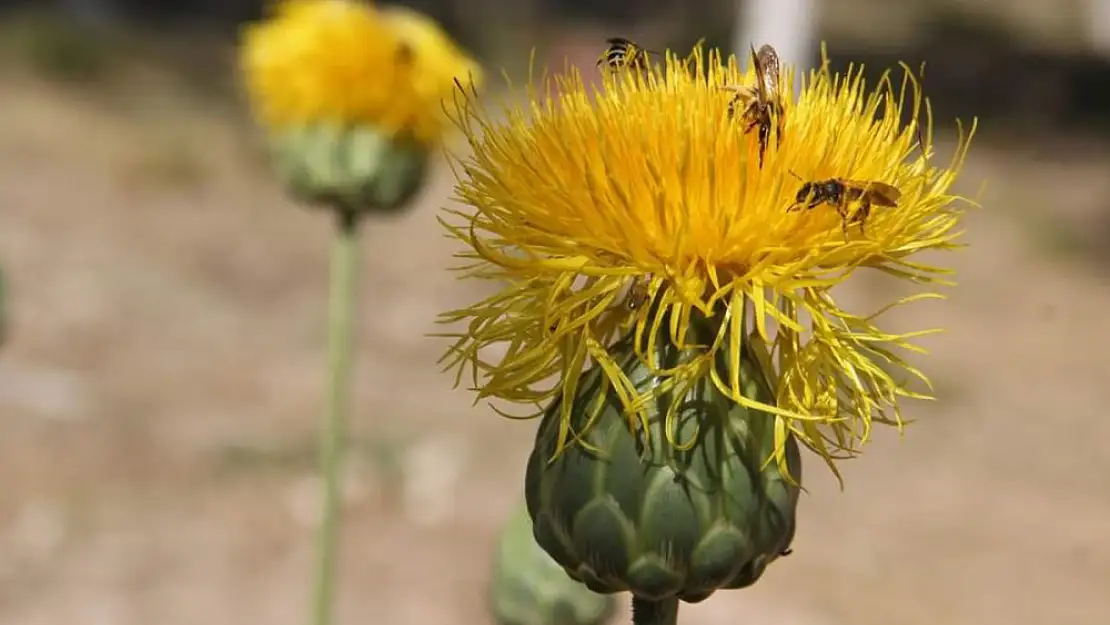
[734,0,819,97]
[1087,0,1110,56]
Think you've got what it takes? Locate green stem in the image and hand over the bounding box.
[311,209,360,625]
[631,597,679,625]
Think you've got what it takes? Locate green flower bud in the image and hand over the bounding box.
[490,504,617,625]
[269,124,429,215]
[525,312,801,604]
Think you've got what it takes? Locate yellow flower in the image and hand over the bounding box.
[239,0,481,146]
[380,5,484,114]
[438,43,976,480]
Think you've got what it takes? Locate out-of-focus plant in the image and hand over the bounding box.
[0,266,8,348]
[491,504,617,625]
[237,2,479,625]
[438,40,976,624]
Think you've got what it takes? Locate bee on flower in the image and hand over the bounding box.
[439,40,975,618]
[721,42,787,167]
[597,37,659,72]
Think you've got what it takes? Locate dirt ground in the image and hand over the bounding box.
[1,57,1109,625]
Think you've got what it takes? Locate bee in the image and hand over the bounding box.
[396,41,415,64]
[597,37,658,72]
[623,275,652,311]
[786,173,902,236]
[720,43,786,167]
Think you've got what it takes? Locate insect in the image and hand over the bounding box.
[623,275,652,311]
[786,173,902,236]
[720,43,786,167]
[596,37,659,72]
[396,41,415,64]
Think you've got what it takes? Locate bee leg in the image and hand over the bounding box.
[741,113,757,134]
[856,199,871,235]
[772,110,785,149]
[739,116,765,167]
[835,202,852,238]
[757,124,770,168]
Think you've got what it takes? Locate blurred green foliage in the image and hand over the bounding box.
[0,10,122,82]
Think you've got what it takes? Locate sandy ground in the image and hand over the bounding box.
[1,62,1109,625]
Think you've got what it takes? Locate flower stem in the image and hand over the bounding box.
[311,209,360,625]
[631,597,679,625]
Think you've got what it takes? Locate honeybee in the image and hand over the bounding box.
[720,43,786,167]
[786,173,902,236]
[597,37,658,72]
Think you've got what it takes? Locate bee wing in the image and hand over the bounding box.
[755,44,782,98]
[845,180,902,204]
[748,44,770,102]
[869,181,902,202]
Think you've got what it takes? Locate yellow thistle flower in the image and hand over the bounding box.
[438,44,976,480]
[239,0,480,145]
[238,0,481,213]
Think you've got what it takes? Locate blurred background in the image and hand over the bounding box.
[1,0,1109,624]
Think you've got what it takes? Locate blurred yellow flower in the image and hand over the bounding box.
[438,45,976,478]
[239,0,481,146]
[380,5,484,112]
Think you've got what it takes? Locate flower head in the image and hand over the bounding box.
[238,0,481,213]
[239,0,481,146]
[438,44,975,480]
